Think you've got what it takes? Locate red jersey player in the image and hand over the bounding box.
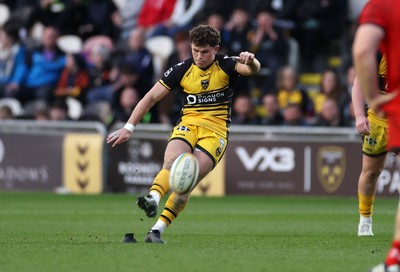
[353,0,400,271]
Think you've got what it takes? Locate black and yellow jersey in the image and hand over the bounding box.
[378,55,387,93]
[159,54,239,134]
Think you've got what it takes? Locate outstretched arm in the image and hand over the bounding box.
[235,51,261,76]
[107,82,170,147]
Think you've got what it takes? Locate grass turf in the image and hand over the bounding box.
[0,192,397,272]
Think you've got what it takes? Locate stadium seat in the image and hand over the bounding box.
[66,97,83,120]
[0,4,10,27]
[0,98,23,117]
[145,35,174,81]
[57,35,83,54]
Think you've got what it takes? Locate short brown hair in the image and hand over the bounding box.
[189,25,220,47]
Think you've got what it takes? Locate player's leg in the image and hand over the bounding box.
[358,153,386,236]
[145,147,215,243]
[137,138,193,218]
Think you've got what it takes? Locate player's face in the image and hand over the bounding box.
[191,44,219,69]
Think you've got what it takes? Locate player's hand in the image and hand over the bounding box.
[237,51,255,65]
[106,128,132,147]
[368,91,398,119]
[355,115,370,135]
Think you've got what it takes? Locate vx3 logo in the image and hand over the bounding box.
[235,147,295,172]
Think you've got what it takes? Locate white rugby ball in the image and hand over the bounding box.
[169,153,199,195]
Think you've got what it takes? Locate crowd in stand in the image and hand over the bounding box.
[0,0,360,129]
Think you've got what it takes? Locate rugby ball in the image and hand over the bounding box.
[169,153,199,195]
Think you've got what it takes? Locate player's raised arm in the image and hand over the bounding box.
[235,51,261,76]
[106,82,170,147]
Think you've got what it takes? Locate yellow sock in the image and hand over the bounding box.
[159,192,187,226]
[150,169,170,199]
[358,192,375,217]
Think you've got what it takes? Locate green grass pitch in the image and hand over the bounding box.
[0,192,397,272]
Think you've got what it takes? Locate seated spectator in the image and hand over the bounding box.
[118,27,154,93]
[113,86,140,123]
[313,98,352,127]
[259,93,283,125]
[17,26,66,104]
[136,0,177,38]
[295,0,345,72]
[150,0,205,38]
[76,0,120,41]
[0,20,26,99]
[206,13,230,54]
[225,7,252,57]
[231,93,260,125]
[275,66,313,117]
[54,53,89,104]
[85,44,113,105]
[312,69,350,117]
[281,103,309,126]
[113,0,145,42]
[0,105,13,120]
[48,97,69,121]
[250,9,289,92]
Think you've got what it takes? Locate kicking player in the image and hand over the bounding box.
[353,0,400,270]
[353,56,388,237]
[107,25,260,243]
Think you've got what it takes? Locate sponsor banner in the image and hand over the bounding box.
[106,138,166,194]
[225,140,390,196]
[192,156,225,196]
[0,133,63,191]
[63,134,104,194]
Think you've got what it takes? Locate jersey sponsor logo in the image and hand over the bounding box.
[317,146,345,193]
[177,126,190,132]
[185,91,227,105]
[365,136,378,146]
[201,79,209,89]
[216,147,222,157]
[235,146,295,172]
[164,67,173,77]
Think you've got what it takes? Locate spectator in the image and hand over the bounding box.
[260,0,299,24]
[206,13,230,54]
[250,9,289,92]
[48,97,69,121]
[18,26,66,104]
[0,105,13,120]
[113,86,140,123]
[275,65,313,117]
[113,0,145,42]
[312,69,350,116]
[259,93,283,125]
[54,53,89,104]
[0,20,26,99]
[79,0,120,41]
[313,98,352,127]
[85,43,113,105]
[151,0,205,38]
[118,27,154,93]
[225,7,252,57]
[281,103,308,126]
[137,0,177,38]
[295,0,345,72]
[231,93,260,125]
